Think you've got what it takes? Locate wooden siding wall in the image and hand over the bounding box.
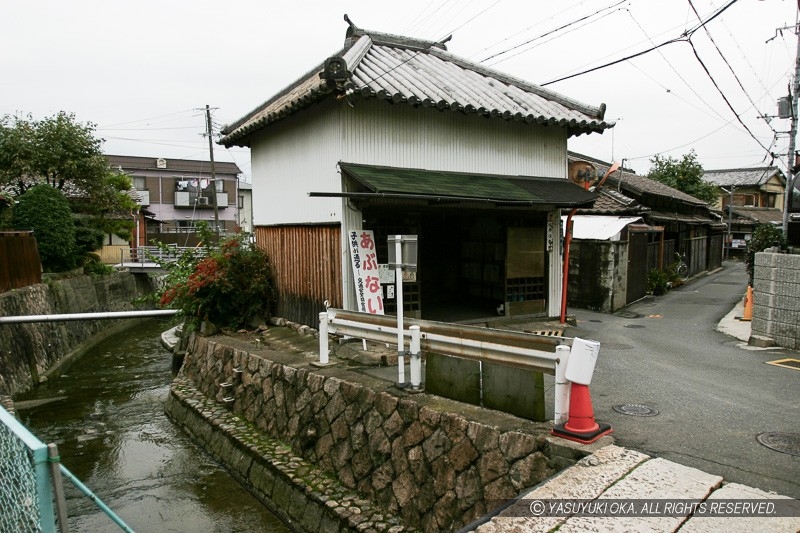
[255,225,342,327]
[0,231,42,292]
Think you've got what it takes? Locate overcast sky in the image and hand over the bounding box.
[3,0,797,180]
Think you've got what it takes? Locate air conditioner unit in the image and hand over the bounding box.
[197,197,209,206]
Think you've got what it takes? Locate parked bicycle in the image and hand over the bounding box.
[673,252,689,281]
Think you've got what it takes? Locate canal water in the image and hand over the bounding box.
[16,319,290,533]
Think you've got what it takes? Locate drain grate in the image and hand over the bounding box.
[612,404,659,417]
[756,432,800,456]
[525,329,564,337]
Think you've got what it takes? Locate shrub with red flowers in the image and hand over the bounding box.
[154,223,275,329]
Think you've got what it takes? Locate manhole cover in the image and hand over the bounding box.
[756,432,800,456]
[615,312,641,319]
[624,324,646,328]
[612,404,659,417]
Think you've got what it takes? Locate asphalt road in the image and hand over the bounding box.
[567,261,800,498]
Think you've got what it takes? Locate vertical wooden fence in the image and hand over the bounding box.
[0,231,42,292]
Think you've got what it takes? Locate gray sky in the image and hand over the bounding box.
[3,0,797,180]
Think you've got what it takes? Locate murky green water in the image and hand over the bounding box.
[16,319,290,533]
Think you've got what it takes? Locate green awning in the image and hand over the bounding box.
[337,162,597,207]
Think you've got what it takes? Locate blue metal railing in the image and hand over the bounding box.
[0,406,134,532]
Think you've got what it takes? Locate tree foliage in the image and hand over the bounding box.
[0,111,137,250]
[646,151,718,204]
[12,184,78,272]
[0,112,109,196]
[745,224,785,285]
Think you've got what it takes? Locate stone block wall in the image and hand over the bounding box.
[179,335,564,532]
[0,273,155,396]
[752,252,800,350]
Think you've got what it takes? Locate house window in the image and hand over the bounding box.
[132,176,146,190]
[215,179,224,192]
[767,193,777,208]
[238,195,244,209]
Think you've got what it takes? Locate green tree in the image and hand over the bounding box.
[0,112,109,196]
[12,185,78,272]
[0,111,137,255]
[647,150,718,204]
[745,224,785,286]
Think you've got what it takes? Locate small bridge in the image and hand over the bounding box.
[116,246,204,273]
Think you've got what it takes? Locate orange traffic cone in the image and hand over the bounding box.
[551,383,612,444]
[741,286,753,322]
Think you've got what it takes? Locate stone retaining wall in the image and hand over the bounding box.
[752,252,800,349]
[0,273,155,396]
[166,376,410,533]
[174,334,574,532]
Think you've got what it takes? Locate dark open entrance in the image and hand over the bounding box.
[363,207,549,322]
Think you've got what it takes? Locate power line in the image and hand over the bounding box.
[480,0,628,64]
[687,38,772,153]
[438,0,504,42]
[541,0,740,86]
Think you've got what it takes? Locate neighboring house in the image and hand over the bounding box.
[237,181,253,235]
[701,167,785,210]
[220,22,613,326]
[105,155,243,247]
[564,152,725,311]
[723,206,783,257]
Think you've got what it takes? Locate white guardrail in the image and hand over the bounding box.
[319,309,599,426]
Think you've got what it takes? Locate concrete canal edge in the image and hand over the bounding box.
[165,332,598,532]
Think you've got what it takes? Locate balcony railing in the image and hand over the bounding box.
[174,191,229,208]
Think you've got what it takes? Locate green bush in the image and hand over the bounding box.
[12,184,78,272]
[156,223,276,329]
[745,224,785,285]
[647,269,670,295]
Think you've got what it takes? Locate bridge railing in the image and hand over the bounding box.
[119,245,205,266]
[0,406,134,532]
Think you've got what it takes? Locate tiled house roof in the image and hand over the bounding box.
[730,206,783,225]
[701,167,784,187]
[220,24,613,147]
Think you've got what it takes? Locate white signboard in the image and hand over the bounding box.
[349,230,384,314]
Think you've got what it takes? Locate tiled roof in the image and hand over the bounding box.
[701,167,784,187]
[730,206,783,224]
[567,152,708,206]
[220,25,613,147]
[582,188,643,214]
[105,155,241,176]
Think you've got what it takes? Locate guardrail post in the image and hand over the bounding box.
[318,312,329,365]
[554,344,571,425]
[48,444,69,533]
[409,325,422,389]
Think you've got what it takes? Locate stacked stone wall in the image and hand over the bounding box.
[752,252,800,349]
[0,273,155,396]
[176,335,570,532]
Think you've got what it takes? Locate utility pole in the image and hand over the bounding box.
[205,104,220,240]
[782,24,800,235]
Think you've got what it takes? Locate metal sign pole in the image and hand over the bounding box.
[395,237,405,386]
